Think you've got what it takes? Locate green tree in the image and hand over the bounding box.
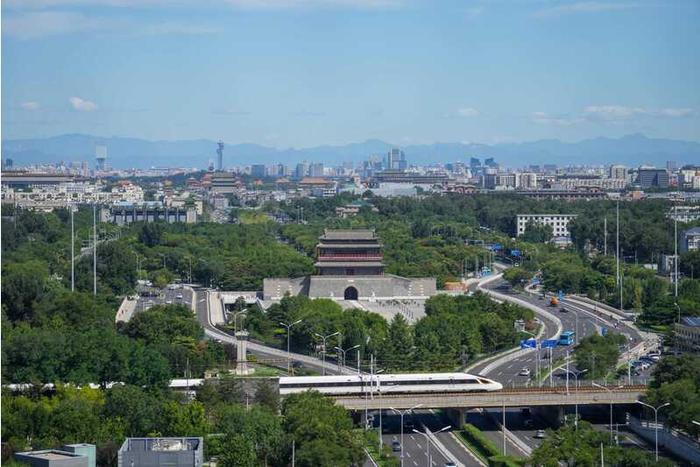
[574,333,626,379]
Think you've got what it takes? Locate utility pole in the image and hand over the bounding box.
[93,204,97,296]
[674,205,679,299]
[616,200,622,311]
[604,216,607,255]
[71,205,75,292]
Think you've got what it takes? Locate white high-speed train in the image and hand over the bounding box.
[279,372,502,396]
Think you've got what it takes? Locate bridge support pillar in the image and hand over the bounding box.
[446,408,467,427]
[534,405,565,427]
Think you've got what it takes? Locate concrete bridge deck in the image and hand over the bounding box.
[331,385,647,410]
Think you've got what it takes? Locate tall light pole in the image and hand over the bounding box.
[280,319,302,375]
[232,310,247,334]
[334,344,360,370]
[616,200,622,312]
[674,205,679,299]
[93,203,97,296]
[636,401,670,461]
[556,366,587,428]
[314,331,339,376]
[593,383,623,444]
[389,405,422,467]
[412,426,450,467]
[70,204,75,292]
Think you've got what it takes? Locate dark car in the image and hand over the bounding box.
[391,441,401,452]
[559,307,568,313]
[404,419,415,430]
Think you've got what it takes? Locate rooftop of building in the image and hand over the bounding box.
[320,229,378,241]
[684,227,700,235]
[315,261,384,268]
[119,437,202,453]
[16,450,85,460]
[681,317,700,327]
[516,213,578,218]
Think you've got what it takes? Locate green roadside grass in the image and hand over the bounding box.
[455,424,524,467]
[359,429,399,467]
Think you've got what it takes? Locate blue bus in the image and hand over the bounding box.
[558,331,576,346]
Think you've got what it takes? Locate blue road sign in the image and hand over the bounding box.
[558,290,564,300]
[510,249,521,257]
[520,338,537,349]
[541,339,558,349]
[600,327,607,336]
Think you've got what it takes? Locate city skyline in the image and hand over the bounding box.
[3,0,700,147]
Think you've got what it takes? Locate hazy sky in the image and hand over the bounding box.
[2,0,699,147]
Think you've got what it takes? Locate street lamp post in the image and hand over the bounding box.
[636,401,670,461]
[314,331,339,376]
[412,426,450,467]
[389,405,422,467]
[280,319,302,375]
[555,366,587,428]
[593,383,623,444]
[334,345,360,370]
[232,310,246,334]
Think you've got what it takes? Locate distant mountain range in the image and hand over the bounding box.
[3,133,699,169]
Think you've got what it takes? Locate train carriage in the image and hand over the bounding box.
[279,372,502,396]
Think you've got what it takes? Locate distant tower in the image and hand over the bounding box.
[216,141,224,171]
[95,144,107,171]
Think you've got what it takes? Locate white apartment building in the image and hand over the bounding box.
[516,172,538,189]
[608,165,627,180]
[516,214,577,238]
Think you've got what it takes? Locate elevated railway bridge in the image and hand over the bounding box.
[330,385,647,410]
[329,385,647,425]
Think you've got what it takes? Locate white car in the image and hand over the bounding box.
[519,368,531,376]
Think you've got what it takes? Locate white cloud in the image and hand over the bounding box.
[583,105,645,120]
[2,11,108,39]
[654,108,694,118]
[533,105,695,126]
[20,101,41,111]
[531,111,582,126]
[584,105,694,121]
[2,11,219,39]
[69,96,98,111]
[535,1,639,18]
[3,0,404,9]
[457,107,480,118]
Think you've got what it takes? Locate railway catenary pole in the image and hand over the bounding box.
[70,204,75,292]
[281,319,302,375]
[314,331,339,376]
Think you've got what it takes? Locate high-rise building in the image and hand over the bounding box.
[216,141,224,171]
[470,157,481,169]
[385,148,406,171]
[95,145,107,171]
[637,167,669,188]
[295,162,309,179]
[517,172,538,189]
[667,160,678,173]
[310,163,324,177]
[251,164,266,178]
[608,165,627,180]
[484,157,498,169]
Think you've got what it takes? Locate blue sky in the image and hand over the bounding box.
[2,0,699,147]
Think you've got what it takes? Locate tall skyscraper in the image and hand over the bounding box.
[216,141,224,171]
[295,162,309,179]
[95,144,107,171]
[385,148,406,171]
